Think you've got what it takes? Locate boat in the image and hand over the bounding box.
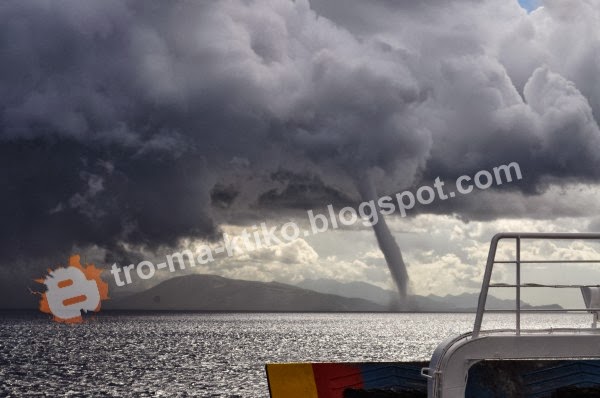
[265,233,600,397]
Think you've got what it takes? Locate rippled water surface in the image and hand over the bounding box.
[0,311,591,397]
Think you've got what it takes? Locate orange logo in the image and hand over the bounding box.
[35,255,109,323]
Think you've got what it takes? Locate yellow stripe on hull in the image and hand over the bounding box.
[266,363,319,398]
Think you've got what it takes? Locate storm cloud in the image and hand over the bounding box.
[1,0,600,283]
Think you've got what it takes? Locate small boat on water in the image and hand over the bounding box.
[265,233,600,397]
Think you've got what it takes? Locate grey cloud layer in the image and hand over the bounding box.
[1,0,600,266]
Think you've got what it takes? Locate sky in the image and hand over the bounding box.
[518,0,542,12]
[2,0,600,309]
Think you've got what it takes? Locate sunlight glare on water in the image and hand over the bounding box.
[0,311,592,397]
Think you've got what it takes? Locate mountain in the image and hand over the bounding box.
[297,279,397,306]
[297,278,563,311]
[105,275,563,312]
[106,274,385,311]
[422,292,562,311]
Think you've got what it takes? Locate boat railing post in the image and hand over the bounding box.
[516,236,521,336]
[473,234,502,338]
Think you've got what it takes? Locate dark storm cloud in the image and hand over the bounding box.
[1,0,600,274]
[258,170,354,210]
[0,138,217,262]
[0,0,427,269]
[311,0,600,184]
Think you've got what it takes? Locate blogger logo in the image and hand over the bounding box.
[34,255,109,323]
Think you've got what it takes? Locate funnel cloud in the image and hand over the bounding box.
[358,175,409,302]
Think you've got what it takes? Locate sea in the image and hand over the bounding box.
[0,311,592,397]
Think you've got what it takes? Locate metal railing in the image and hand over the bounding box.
[472,233,600,338]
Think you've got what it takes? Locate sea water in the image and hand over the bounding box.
[0,311,591,397]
